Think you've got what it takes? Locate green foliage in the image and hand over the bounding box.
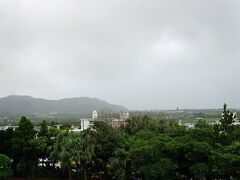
[125,115,178,135]
[0,128,13,157]
[195,119,210,129]
[11,116,36,176]
[38,120,48,137]
[215,104,235,134]
[211,142,240,178]
[214,104,237,145]
[128,131,176,179]
[107,148,128,179]
[14,116,35,140]
[48,126,61,138]
[51,131,94,180]
[90,121,123,179]
[0,154,12,178]
[0,104,239,179]
[29,137,48,159]
[190,163,209,179]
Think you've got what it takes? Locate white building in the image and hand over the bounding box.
[79,110,98,131]
[92,110,98,119]
[79,119,93,130]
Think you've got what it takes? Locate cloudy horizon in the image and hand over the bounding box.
[0,0,240,110]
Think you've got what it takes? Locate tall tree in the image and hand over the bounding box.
[11,116,35,178]
[73,132,94,180]
[91,121,122,179]
[14,116,35,141]
[51,132,94,180]
[218,103,236,134]
[214,104,236,145]
[38,120,48,137]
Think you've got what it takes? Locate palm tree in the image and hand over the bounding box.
[51,131,74,180]
[72,133,94,180]
[51,132,94,180]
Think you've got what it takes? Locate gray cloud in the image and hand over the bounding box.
[0,0,240,109]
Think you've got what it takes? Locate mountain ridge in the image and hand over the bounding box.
[0,95,127,116]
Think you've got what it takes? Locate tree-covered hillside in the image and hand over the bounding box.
[0,95,127,116]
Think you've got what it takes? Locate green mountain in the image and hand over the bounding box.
[0,95,127,116]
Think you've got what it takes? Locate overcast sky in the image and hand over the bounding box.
[0,0,240,110]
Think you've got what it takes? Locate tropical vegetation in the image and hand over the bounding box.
[0,104,239,179]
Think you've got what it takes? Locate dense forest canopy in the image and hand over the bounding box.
[0,104,239,180]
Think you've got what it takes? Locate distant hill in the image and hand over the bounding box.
[0,95,127,116]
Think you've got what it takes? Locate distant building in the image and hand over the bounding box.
[92,110,98,119]
[97,112,130,128]
[80,118,95,131]
[183,123,195,129]
[112,118,126,128]
[233,117,240,125]
[178,121,195,129]
[0,126,10,130]
[233,121,240,125]
[78,110,98,131]
[69,125,81,133]
[68,110,130,132]
[49,110,58,115]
